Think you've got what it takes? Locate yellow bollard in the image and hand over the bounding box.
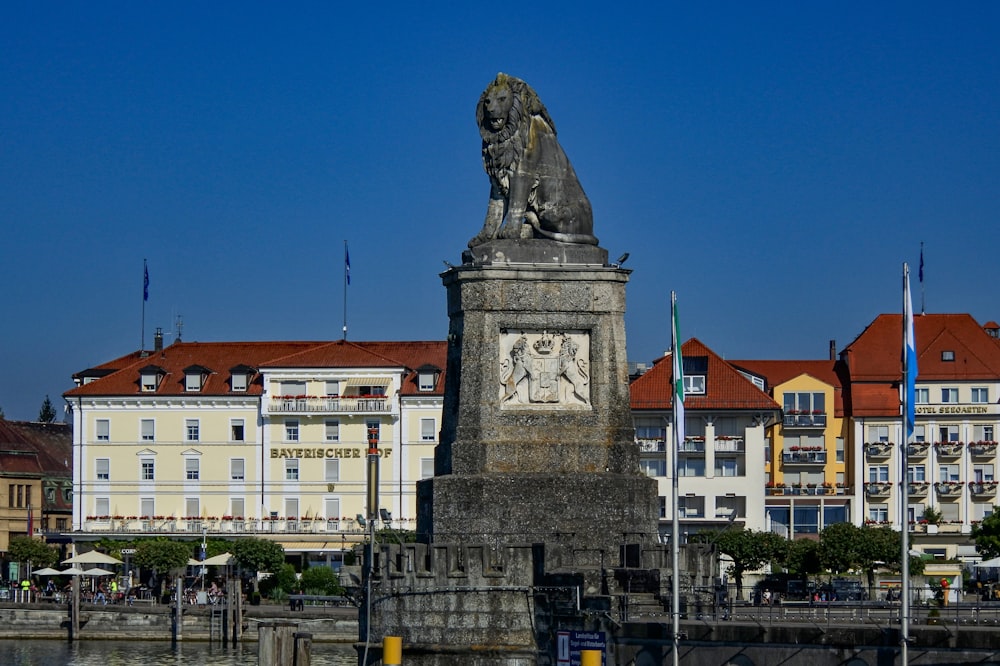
[383,635,403,665]
[580,649,602,666]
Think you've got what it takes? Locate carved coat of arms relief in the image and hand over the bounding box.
[499,330,591,408]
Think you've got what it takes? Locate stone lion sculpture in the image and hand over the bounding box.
[468,73,598,248]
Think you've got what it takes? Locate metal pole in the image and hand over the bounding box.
[901,262,912,666]
[671,291,681,666]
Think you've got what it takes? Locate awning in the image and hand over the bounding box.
[344,377,392,388]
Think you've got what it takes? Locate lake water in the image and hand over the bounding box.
[0,639,357,665]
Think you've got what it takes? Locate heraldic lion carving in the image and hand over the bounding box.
[468,73,598,248]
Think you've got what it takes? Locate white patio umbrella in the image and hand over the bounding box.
[31,567,62,576]
[82,567,115,576]
[62,551,123,566]
[200,552,234,566]
[975,556,1000,568]
[60,567,88,576]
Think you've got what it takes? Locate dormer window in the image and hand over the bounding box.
[183,365,211,392]
[682,356,708,395]
[416,365,442,392]
[230,364,255,393]
[942,350,955,362]
[138,365,166,392]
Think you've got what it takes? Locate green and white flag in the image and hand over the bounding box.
[672,292,684,446]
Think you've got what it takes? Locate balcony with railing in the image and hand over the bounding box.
[679,439,706,454]
[782,448,827,465]
[907,481,930,497]
[970,441,999,458]
[865,443,893,459]
[864,482,892,496]
[934,442,964,458]
[934,481,964,497]
[268,395,391,414]
[714,438,745,454]
[907,442,930,459]
[82,516,354,534]
[637,438,666,454]
[782,411,827,428]
[969,481,998,497]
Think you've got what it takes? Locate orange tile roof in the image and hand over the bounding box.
[728,359,846,416]
[842,313,1000,381]
[630,338,780,411]
[65,340,447,398]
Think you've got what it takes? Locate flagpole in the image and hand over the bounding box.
[919,242,925,315]
[141,259,147,351]
[670,291,682,666]
[901,262,916,666]
[343,241,349,340]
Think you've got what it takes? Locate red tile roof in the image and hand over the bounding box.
[630,338,780,411]
[65,340,447,398]
[0,420,72,476]
[842,314,1000,381]
[728,359,845,416]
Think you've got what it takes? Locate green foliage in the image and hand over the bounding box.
[133,538,195,575]
[231,538,285,574]
[819,522,860,573]
[375,528,418,544]
[9,536,58,568]
[712,529,787,596]
[820,523,913,587]
[972,510,1000,559]
[921,506,942,525]
[782,538,822,577]
[300,566,343,595]
[259,563,297,599]
[38,395,57,423]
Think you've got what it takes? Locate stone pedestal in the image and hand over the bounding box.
[418,239,659,553]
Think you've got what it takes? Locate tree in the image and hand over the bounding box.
[819,522,861,574]
[231,537,285,575]
[133,539,195,597]
[972,511,1000,559]
[8,536,58,570]
[782,538,822,578]
[710,529,787,599]
[820,523,923,590]
[38,395,56,423]
[300,566,344,596]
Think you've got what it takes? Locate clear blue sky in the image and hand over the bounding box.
[2,3,998,421]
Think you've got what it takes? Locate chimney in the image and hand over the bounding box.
[154,328,164,352]
[829,339,836,361]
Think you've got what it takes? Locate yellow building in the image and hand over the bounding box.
[64,336,445,565]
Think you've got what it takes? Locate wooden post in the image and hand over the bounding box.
[70,576,80,640]
[258,620,297,666]
[174,575,183,641]
[383,636,402,664]
[294,631,312,666]
[581,649,602,666]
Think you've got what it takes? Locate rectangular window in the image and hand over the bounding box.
[231,373,247,392]
[185,373,202,392]
[140,419,155,441]
[140,498,154,518]
[915,388,929,404]
[325,381,339,396]
[325,420,340,441]
[418,372,435,391]
[325,459,340,482]
[185,458,200,480]
[96,419,110,441]
[836,437,845,463]
[421,457,435,480]
[941,388,958,403]
[285,498,298,520]
[793,506,820,535]
[974,502,995,521]
[185,498,199,519]
[869,465,889,482]
[186,420,200,442]
[907,465,926,482]
[869,426,890,443]
[326,498,340,528]
[95,497,110,517]
[281,381,306,396]
[640,459,666,477]
[939,464,960,482]
[95,458,110,481]
[684,375,706,394]
[231,498,245,519]
[678,496,704,518]
[141,372,158,392]
[715,495,745,519]
[972,388,989,403]
[914,425,926,443]
[420,418,436,441]
[141,459,155,481]
[285,459,299,481]
[231,458,245,481]
[974,464,995,482]
[939,425,959,442]
[974,424,995,441]
[231,419,245,442]
[285,419,299,442]
[678,458,705,477]
[939,503,960,522]
[869,504,888,522]
[715,458,739,477]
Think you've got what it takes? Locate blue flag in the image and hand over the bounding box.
[345,244,351,285]
[918,245,924,283]
[143,263,149,302]
[904,264,917,439]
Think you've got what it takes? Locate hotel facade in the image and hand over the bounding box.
[63,335,445,564]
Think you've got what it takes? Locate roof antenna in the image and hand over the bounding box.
[175,314,184,342]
